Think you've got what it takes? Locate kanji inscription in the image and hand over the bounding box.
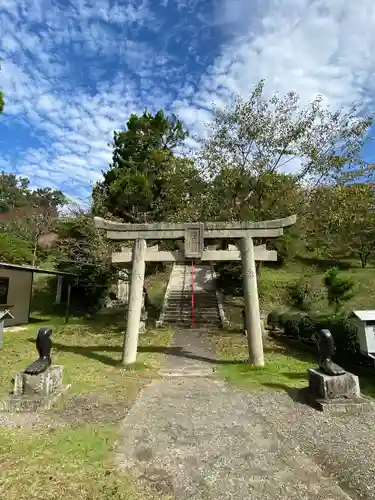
[184,223,204,258]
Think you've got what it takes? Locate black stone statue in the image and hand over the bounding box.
[24,327,52,375]
[318,329,345,376]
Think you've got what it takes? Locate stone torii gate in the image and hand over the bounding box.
[94,215,297,367]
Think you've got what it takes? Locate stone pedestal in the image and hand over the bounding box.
[0,365,69,412]
[307,368,372,414]
[14,365,63,397]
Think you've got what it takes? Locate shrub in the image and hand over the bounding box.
[267,310,280,329]
[284,317,300,338]
[323,267,355,312]
[286,278,314,312]
[297,315,317,342]
[214,262,242,295]
[317,315,358,357]
[276,312,304,338]
[270,309,359,359]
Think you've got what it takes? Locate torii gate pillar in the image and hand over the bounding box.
[241,236,264,366]
[123,239,146,365]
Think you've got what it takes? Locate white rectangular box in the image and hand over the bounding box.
[351,310,375,357]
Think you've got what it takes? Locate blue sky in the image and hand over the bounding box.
[1,0,375,205]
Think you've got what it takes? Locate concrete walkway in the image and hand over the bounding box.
[115,329,375,500]
[159,328,216,378]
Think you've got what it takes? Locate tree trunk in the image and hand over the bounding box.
[359,252,368,268]
[32,241,38,267]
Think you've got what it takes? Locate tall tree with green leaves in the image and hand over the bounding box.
[0,231,33,264]
[93,110,188,223]
[305,183,375,267]
[0,173,66,265]
[198,79,374,223]
[0,172,65,214]
[55,207,118,310]
[0,173,30,213]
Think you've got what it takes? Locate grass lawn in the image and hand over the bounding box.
[213,331,313,392]
[213,330,375,399]
[0,269,173,500]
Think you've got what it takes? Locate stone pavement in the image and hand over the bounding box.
[115,329,375,500]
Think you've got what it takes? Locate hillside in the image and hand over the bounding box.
[222,259,375,327]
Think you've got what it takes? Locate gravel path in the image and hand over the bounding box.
[115,329,375,500]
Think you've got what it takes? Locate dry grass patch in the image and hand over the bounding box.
[0,424,170,500]
[0,314,173,500]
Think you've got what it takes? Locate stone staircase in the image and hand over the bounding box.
[160,264,221,328]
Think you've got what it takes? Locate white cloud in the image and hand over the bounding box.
[0,0,375,203]
[206,0,375,109]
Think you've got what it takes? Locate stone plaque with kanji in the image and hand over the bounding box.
[184,223,204,259]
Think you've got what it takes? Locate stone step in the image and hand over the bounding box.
[164,314,220,321]
[165,303,219,309]
[164,316,220,324]
[164,307,219,316]
[167,295,218,301]
[166,305,219,310]
[165,306,218,309]
[164,304,219,310]
[167,300,218,304]
[168,293,217,302]
[164,307,219,312]
[167,293,217,298]
[163,323,220,329]
[168,293,217,298]
[159,264,221,327]
[168,291,217,295]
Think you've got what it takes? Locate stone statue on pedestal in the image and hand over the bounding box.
[318,329,345,376]
[24,327,52,375]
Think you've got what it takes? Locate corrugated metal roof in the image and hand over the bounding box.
[352,310,375,321]
[0,262,76,277]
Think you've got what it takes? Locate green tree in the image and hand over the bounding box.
[55,208,118,310]
[156,156,208,223]
[0,172,65,214]
[305,183,375,267]
[198,80,373,223]
[93,110,188,222]
[0,174,66,265]
[30,187,66,214]
[323,267,355,313]
[0,206,58,266]
[0,231,33,264]
[0,173,30,212]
